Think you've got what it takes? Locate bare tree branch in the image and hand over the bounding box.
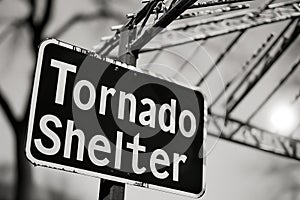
[0,89,19,133]
[51,9,124,38]
[38,0,53,31]
[0,20,25,46]
[22,67,37,125]
[11,1,55,200]
[27,0,36,27]
[0,25,15,45]
[26,0,40,54]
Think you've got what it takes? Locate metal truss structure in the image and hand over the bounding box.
[210,113,300,160]
[94,0,300,161]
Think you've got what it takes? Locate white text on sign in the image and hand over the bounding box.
[34,59,199,182]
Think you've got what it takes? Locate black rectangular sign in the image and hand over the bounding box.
[26,39,206,198]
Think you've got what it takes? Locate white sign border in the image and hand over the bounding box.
[25,38,207,199]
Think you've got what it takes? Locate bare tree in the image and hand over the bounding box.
[0,1,123,199]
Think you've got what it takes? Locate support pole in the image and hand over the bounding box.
[98,28,137,200]
[118,28,138,65]
[98,1,196,199]
[98,180,125,200]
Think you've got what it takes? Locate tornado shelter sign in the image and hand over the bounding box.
[26,39,206,198]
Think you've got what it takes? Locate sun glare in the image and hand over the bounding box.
[270,105,297,134]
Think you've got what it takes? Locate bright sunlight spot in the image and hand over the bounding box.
[270,105,297,134]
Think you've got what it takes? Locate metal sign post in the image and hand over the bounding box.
[98,28,137,200]
[97,0,201,197]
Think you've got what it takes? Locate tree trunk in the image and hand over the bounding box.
[15,122,33,200]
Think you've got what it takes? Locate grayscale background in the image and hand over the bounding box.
[0,0,300,200]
